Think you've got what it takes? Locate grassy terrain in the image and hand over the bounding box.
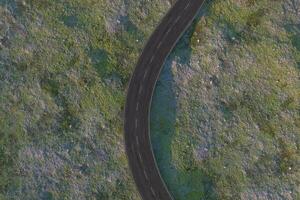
[0,0,171,199]
[151,0,300,199]
[1,0,299,199]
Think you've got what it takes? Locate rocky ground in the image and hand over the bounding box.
[1,0,299,199]
[151,0,299,199]
[0,0,171,199]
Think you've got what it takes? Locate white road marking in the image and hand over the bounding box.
[127,2,198,199]
[149,55,155,64]
[184,1,191,10]
[158,16,181,50]
[160,18,179,45]
[143,68,149,80]
[138,152,143,164]
[157,41,163,49]
[174,15,181,24]
[136,102,139,111]
[143,169,149,181]
[138,85,143,95]
[150,187,156,197]
[165,27,172,36]
[135,118,138,128]
[159,5,188,46]
[135,135,139,146]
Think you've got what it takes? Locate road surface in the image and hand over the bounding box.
[124,0,206,199]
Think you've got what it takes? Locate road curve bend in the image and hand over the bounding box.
[124,0,205,199]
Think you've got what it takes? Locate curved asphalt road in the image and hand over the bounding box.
[124,0,205,199]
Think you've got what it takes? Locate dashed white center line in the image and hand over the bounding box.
[143,169,149,181]
[157,41,163,49]
[135,118,138,128]
[135,135,139,146]
[174,15,181,24]
[143,68,149,80]
[150,187,156,197]
[165,27,172,36]
[127,2,202,199]
[138,152,143,164]
[184,1,191,10]
[157,7,188,52]
[149,55,155,64]
[138,85,143,95]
